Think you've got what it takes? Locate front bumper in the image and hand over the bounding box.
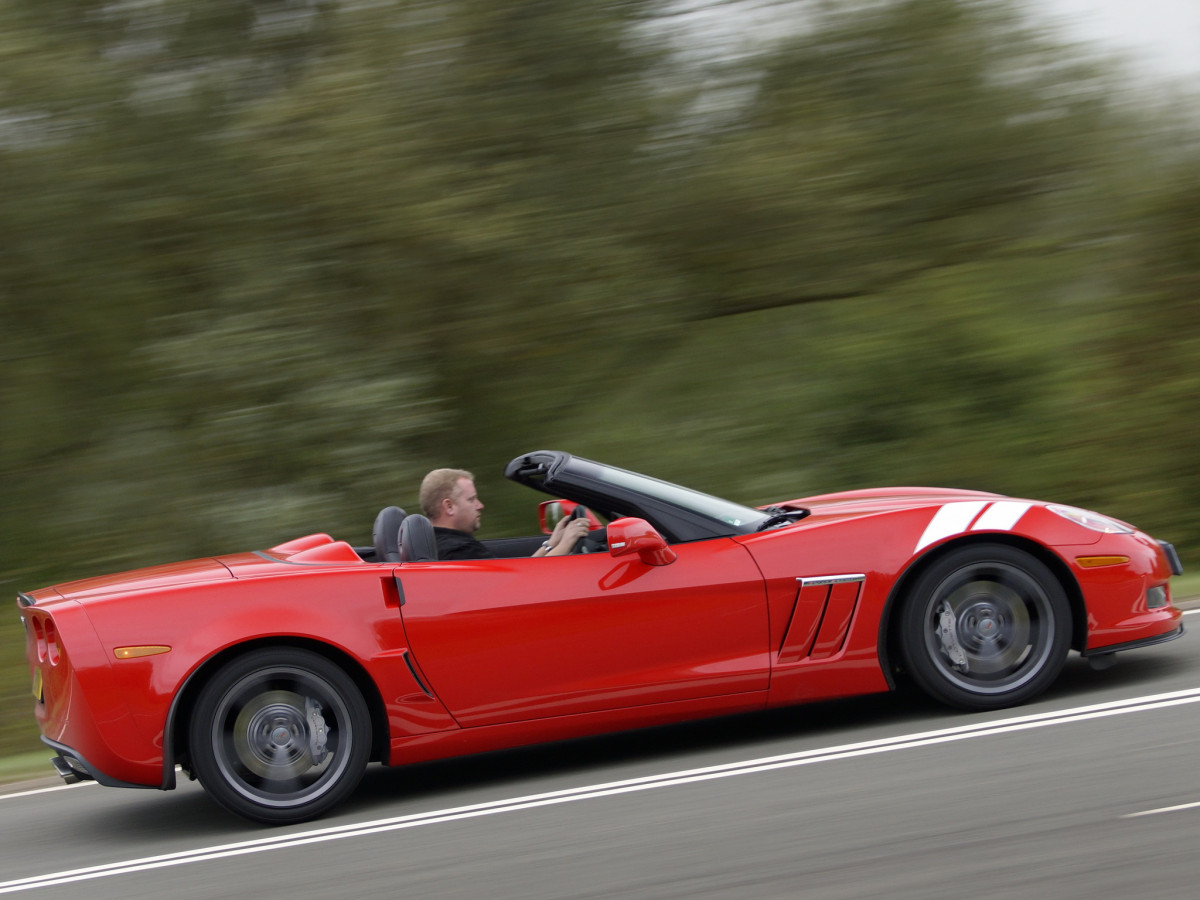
[1080,622,1185,657]
[1159,541,1184,577]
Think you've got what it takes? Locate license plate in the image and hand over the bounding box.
[31,668,42,702]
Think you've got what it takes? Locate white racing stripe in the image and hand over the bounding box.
[971,500,1033,533]
[913,499,1037,552]
[4,687,1200,894]
[914,501,989,552]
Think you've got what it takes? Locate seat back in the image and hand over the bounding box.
[372,506,407,563]
[399,514,438,563]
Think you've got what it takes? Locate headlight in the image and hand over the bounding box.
[1047,504,1134,534]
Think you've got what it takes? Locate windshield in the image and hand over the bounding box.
[592,466,768,530]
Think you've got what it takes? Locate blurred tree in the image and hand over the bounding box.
[650,0,1116,320]
[226,0,692,465]
[1089,150,1200,549]
[3,0,1194,562]
[0,0,442,578]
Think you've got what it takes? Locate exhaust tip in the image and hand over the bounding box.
[49,755,93,785]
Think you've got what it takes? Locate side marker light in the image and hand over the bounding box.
[1075,556,1131,568]
[114,645,171,659]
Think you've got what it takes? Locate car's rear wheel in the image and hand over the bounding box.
[188,647,370,824]
[898,544,1071,711]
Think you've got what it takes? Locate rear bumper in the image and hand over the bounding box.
[41,737,156,790]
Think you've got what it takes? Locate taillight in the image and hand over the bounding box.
[29,615,61,666]
[31,616,46,662]
[44,618,61,665]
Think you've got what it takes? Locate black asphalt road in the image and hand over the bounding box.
[4,610,1199,899]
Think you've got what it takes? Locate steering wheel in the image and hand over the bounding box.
[567,504,592,554]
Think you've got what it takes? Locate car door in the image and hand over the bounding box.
[397,538,770,727]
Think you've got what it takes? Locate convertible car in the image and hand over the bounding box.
[19,450,1184,823]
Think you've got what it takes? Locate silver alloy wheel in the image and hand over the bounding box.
[923,563,1052,693]
[189,648,370,823]
[899,544,1071,711]
[211,666,352,807]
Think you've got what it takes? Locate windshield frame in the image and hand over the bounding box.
[587,464,768,532]
[505,451,770,542]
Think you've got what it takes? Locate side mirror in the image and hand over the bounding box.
[607,518,676,566]
[540,500,566,534]
[539,500,601,534]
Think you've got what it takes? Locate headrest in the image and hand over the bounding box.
[372,506,407,563]
[399,514,438,563]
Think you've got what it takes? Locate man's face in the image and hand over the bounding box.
[447,477,484,533]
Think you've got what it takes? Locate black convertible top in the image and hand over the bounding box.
[504,450,767,543]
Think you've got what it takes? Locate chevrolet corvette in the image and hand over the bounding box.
[18,450,1184,823]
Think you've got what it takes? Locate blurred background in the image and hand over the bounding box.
[2,0,1198,763]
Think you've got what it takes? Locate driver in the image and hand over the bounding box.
[419,468,589,560]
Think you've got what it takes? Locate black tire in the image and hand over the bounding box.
[898,544,1071,711]
[188,647,370,824]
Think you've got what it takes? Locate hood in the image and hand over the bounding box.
[45,558,234,602]
[772,486,1005,520]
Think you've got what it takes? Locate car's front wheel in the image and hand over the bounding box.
[898,544,1071,711]
[188,647,370,824]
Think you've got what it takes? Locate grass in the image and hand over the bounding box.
[0,751,55,788]
[1173,572,1200,603]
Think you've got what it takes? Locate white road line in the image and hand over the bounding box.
[1124,800,1200,818]
[4,686,1200,894]
[0,782,94,802]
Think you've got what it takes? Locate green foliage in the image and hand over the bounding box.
[645,0,1116,321]
[3,0,1200,766]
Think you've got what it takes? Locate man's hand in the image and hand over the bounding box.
[546,515,591,556]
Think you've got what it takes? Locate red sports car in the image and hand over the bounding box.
[19,450,1184,823]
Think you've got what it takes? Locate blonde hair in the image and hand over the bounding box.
[419,468,474,518]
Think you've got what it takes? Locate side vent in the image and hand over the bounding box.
[778,575,865,665]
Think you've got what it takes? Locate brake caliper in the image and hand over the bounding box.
[305,697,329,764]
[936,602,969,673]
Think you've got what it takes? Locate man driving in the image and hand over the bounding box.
[420,468,590,560]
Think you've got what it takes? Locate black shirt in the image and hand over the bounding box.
[433,526,493,560]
